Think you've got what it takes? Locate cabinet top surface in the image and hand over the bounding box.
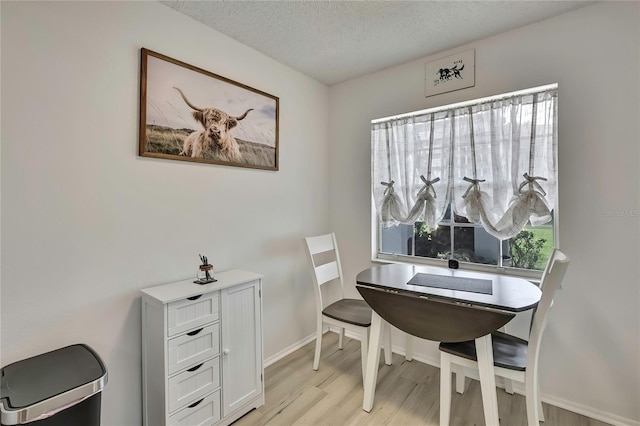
[140,269,262,304]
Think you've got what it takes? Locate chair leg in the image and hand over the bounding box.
[383,322,392,365]
[360,328,369,383]
[363,313,384,412]
[313,319,323,371]
[338,327,345,350]
[504,377,515,394]
[525,369,541,426]
[537,383,545,422]
[439,352,452,426]
[455,365,465,394]
[476,335,500,426]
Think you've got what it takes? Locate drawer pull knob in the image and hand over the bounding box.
[223,349,230,356]
[187,295,202,301]
[187,363,204,372]
[188,398,205,409]
[187,328,203,336]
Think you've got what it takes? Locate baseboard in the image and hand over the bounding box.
[536,392,639,426]
[263,329,324,368]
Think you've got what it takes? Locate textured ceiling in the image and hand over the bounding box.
[160,0,595,86]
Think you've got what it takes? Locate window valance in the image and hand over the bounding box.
[372,87,557,240]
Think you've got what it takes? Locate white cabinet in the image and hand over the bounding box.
[142,270,264,426]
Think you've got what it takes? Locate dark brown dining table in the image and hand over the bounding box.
[356,263,542,425]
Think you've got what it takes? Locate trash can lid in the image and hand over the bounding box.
[1,344,107,424]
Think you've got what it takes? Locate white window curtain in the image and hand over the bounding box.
[372,87,557,240]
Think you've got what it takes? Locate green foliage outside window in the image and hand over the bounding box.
[508,230,548,270]
[410,220,553,271]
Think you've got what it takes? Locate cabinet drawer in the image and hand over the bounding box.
[169,357,220,413]
[168,292,220,337]
[168,324,220,375]
[168,390,221,426]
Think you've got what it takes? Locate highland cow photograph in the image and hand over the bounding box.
[139,48,279,170]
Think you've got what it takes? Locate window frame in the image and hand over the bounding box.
[372,200,558,281]
[370,85,560,281]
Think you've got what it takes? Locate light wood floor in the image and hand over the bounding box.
[235,332,611,426]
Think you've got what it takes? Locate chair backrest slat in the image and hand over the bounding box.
[306,234,335,256]
[315,261,340,286]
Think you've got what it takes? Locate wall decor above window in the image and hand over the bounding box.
[425,49,475,97]
[139,48,279,171]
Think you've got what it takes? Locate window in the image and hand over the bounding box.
[372,85,558,278]
[379,213,555,274]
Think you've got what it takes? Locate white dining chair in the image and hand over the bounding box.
[439,249,570,426]
[304,233,392,382]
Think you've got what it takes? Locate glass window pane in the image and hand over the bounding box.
[454,226,499,265]
[377,202,556,274]
[380,224,413,255]
[507,224,554,270]
[413,222,451,259]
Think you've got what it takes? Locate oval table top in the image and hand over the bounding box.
[356,263,541,313]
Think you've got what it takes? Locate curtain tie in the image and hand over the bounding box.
[518,173,547,196]
[381,180,396,196]
[462,177,485,198]
[418,175,440,198]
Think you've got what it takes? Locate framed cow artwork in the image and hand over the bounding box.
[139,48,279,171]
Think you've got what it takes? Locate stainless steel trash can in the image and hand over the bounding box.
[0,344,107,425]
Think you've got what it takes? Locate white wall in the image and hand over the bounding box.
[328,2,640,424]
[2,1,639,425]
[1,2,329,424]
